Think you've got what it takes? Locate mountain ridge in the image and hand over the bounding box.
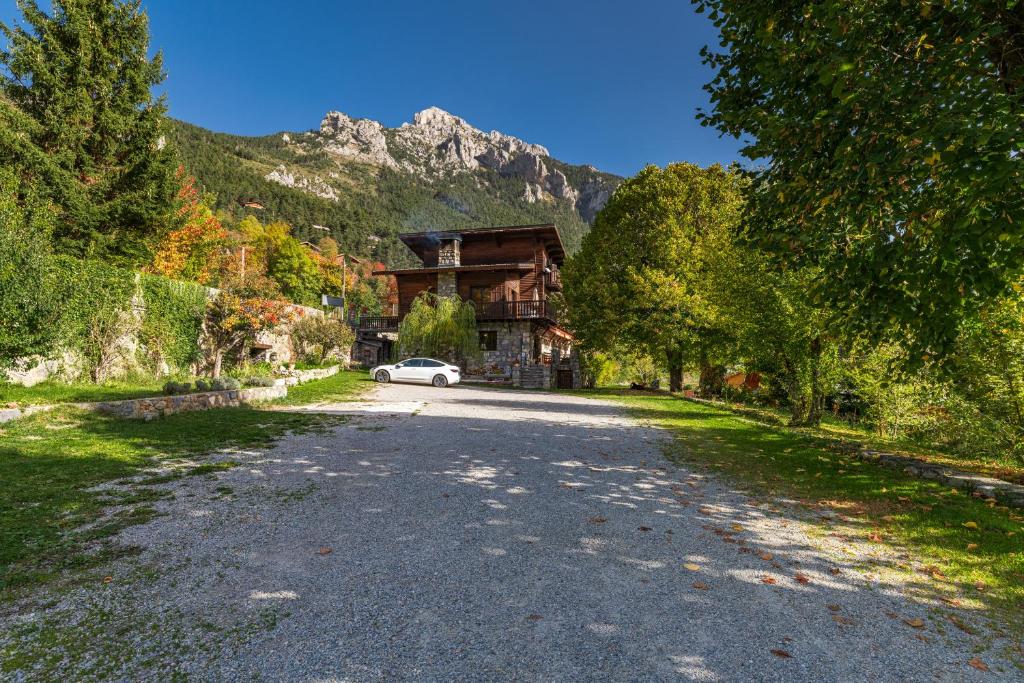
[168,106,620,267]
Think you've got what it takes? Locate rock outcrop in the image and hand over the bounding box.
[272,106,619,217]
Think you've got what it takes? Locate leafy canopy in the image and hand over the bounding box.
[696,0,1024,357]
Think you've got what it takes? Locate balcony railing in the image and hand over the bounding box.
[356,315,400,331]
[475,299,556,322]
[356,300,557,331]
[544,269,562,290]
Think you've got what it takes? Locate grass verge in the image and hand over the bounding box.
[275,369,374,406]
[0,379,171,407]
[1,370,369,598]
[596,390,1024,625]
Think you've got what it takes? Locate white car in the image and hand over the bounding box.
[371,358,461,388]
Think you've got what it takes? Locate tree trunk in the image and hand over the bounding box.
[213,350,223,378]
[698,350,725,398]
[666,347,684,392]
[803,336,824,427]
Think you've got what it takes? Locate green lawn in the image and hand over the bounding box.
[276,368,373,405]
[599,391,1024,624]
[0,369,369,597]
[701,398,1024,484]
[0,379,171,407]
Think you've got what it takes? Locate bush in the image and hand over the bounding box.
[194,379,211,392]
[243,376,276,387]
[292,314,355,365]
[212,377,241,391]
[139,274,207,372]
[162,381,192,395]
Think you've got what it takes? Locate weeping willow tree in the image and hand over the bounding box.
[397,293,478,362]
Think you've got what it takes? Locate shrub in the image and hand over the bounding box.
[292,314,355,365]
[162,381,192,395]
[194,379,211,392]
[212,377,241,391]
[139,274,207,373]
[243,376,276,387]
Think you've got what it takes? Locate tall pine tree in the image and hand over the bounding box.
[0,0,177,265]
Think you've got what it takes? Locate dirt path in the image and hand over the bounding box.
[2,383,1015,680]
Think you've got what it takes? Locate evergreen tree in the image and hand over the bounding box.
[0,0,177,265]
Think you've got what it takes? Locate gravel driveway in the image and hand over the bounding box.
[2,383,1016,681]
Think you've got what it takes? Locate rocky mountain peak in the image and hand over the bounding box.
[266,106,618,222]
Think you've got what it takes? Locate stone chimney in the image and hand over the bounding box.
[438,237,461,267]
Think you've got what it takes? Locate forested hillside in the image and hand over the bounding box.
[168,114,620,268]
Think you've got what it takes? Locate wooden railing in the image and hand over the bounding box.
[356,301,557,331]
[475,299,557,322]
[356,315,400,331]
[544,269,562,290]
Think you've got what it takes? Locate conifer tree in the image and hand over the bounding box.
[0,0,177,264]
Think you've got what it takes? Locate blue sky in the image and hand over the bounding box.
[1,0,744,177]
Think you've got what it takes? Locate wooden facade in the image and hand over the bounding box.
[353,224,573,376]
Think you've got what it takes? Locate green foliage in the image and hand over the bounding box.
[564,163,745,391]
[54,257,137,381]
[268,236,322,304]
[0,0,177,265]
[0,167,61,368]
[139,275,207,372]
[696,0,1024,357]
[291,315,355,365]
[397,293,477,362]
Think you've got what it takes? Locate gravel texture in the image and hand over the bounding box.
[1,383,1018,681]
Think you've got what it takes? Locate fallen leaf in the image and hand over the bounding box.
[526,614,543,622]
[828,567,842,576]
[638,526,652,532]
[683,563,701,571]
[962,521,979,530]
[832,615,855,625]
[692,581,710,590]
[826,604,842,612]
[589,516,608,524]
[730,523,745,532]
[794,573,811,585]
[770,649,792,658]
[759,552,774,561]
[318,547,333,555]
[974,581,987,592]
[967,543,978,551]
[103,576,113,583]
[761,576,777,585]
[903,618,925,629]
[948,616,976,635]
[968,657,989,672]
[867,532,883,543]
[441,492,450,498]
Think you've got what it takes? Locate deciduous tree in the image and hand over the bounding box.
[696,0,1024,357]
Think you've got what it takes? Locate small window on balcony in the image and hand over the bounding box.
[479,331,498,351]
[470,286,490,307]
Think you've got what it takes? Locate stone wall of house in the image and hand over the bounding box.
[467,322,532,379]
[437,270,458,298]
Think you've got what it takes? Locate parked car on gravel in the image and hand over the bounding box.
[371,358,461,388]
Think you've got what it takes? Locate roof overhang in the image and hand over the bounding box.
[396,223,567,264]
[374,262,536,276]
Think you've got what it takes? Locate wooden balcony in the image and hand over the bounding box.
[356,315,400,331]
[474,299,557,323]
[356,300,558,331]
[544,269,563,290]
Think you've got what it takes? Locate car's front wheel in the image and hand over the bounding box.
[432,374,448,388]
[375,370,391,383]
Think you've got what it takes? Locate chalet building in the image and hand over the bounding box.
[353,224,579,389]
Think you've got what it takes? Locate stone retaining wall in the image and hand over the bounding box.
[272,365,340,387]
[1,384,288,424]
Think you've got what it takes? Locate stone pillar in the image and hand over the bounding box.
[437,270,458,298]
[512,366,521,388]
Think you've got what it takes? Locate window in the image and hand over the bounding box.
[403,359,424,367]
[424,360,444,367]
[479,331,498,351]
[470,286,490,307]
